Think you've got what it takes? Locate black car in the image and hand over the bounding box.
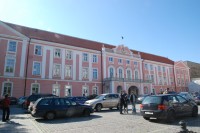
[137,94,149,104]
[31,97,94,120]
[65,96,88,104]
[140,94,198,122]
[24,93,57,109]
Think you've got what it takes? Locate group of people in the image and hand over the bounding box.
[119,90,137,114]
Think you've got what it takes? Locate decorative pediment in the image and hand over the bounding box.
[113,45,133,55]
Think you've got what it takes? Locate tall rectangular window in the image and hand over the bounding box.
[92,87,98,95]
[8,41,17,52]
[52,85,60,96]
[54,49,61,58]
[33,62,41,75]
[82,68,89,79]
[35,45,42,55]
[126,60,130,64]
[66,50,72,60]
[158,66,161,72]
[31,84,39,94]
[65,65,72,77]
[65,86,72,97]
[5,58,15,73]
[93,68,98,80]
[93,55,97,63]
[145,64,148,70]
[150,64,153,71]
[118,59,122,64]
[163,67,166,73]
[151,75,154,83]
[53,64,61,77]
[3,82,12,96]
[83,53,88,62]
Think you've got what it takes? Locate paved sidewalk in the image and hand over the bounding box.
[0,106,42,133]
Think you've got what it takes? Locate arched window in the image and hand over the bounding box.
[119,68,123,78]
[135,70,139,79]
[127,69,131,79]
[110,67,114,77]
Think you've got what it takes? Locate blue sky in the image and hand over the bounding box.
[0,0,200,63]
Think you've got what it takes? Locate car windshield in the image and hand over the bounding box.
[95,95,105,99]
[142,96,162,104]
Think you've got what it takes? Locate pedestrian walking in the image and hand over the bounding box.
[119,90,125,114]
[123,92,129,114]
[1,94,10,122]
[130,92,136,114]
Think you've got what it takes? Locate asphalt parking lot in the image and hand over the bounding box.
[0,105,200,133]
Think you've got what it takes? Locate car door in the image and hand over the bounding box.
[102,94,112,108]
[168,95,182,116]
[176,95,191,115]
[53,98,66,117]
[65,99,83,117]
[111,94,119,107]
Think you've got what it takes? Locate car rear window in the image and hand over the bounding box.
[142,96,162,104]
[38,99,53,106]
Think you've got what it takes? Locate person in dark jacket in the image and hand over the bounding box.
[130,92,137,114]
[2,94,10,122]
[119,90,125,114]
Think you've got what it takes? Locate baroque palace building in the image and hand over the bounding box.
[0,21,190,98]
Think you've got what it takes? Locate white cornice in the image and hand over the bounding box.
[106,52,142,61]
[143,59,174,67]
[0,35,25,41]
[30,39,101,54]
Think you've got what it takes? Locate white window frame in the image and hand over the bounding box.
[31,83,40,94]
[108,66,115,78]
[1,81,13,96]
[32,61,41,76]
[83,53,88,62]
[126,60,130,65]
[109,57,113,63]
[65,85,72,97]
[134,70,139,79]
[118,58,122,64]
[82,86,89,96]
[150,64,153,71]
[92,86,98,95]
[66,50,72,60]
[54,48,61,58]
[52,84,60,96]
[34,45,42,56]
[82,67,89,79]
[145,64,148,70]
[118,68,123,78]
[126,69,132,79]
[4,57,16,76]
[92,54,98,63]
[7,40,17,53]
[65,65,72,78]
[163,67,166,73]
[53,64,61,77]
[92,68,98,80]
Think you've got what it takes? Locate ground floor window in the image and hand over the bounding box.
[82,86,89,96]
[92,87,98,95]
[2,82,12,96]
[52,84,60,96]
[31,83,40,94]
[144,86,148,94]
[65,85,72,97]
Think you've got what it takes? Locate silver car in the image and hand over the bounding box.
[84,93,120,112]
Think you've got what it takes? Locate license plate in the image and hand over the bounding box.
[145,112,153,115]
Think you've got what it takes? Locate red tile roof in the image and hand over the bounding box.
[3,21,174,65]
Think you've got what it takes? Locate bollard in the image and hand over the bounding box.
[177,120,196,133]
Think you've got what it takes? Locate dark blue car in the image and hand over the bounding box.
[66,96,88,104]
[31,97,94,120]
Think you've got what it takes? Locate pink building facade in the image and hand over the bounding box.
[0,21,190,98]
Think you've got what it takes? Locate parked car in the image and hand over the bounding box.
[9,97,18,105]
[140,94,198,122]
[18,96,27,107]
[194,95,200,105]
[31,97,94,120]
[24,93,57,109]
[137,94,150,104]
[87,94,98,100]
[178,92,195,101]
[65,96,88,104]
[84,93,120,112]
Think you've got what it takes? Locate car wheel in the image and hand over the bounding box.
[45,112,55,120]
[83,109,90,117]
[166,110,175,123]
[143,116,150,120]
[96,104,102,112]
[191,106,198,117]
